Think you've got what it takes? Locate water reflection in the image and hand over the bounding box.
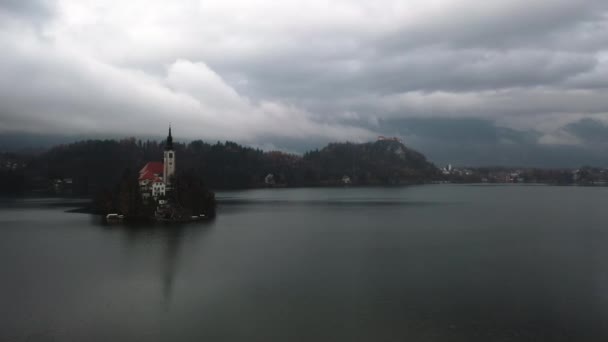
[160,227,181,307]
[98,219,215,309]
[4,188,608,341]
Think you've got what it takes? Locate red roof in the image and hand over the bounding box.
[139,171,163,182]
[139,171,156,181]
[139,162,163,175]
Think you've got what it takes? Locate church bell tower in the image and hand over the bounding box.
[163,126,176,186]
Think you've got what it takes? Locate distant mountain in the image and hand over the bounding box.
[1,138,439,195]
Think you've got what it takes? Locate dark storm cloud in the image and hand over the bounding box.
[375,118,608,168]
[565,118,608,145]
[377,118,538,166]
[380,118,538,145]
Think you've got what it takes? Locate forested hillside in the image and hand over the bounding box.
[2,138,439,196]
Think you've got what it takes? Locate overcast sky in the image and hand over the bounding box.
[1,0,608,166]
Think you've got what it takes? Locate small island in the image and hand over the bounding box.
[93,127,216,223]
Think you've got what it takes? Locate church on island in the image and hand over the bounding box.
[138,127,176,200]
[102,126,215,222]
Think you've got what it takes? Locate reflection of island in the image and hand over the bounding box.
[108,222,213,308]
[160,227,182,307]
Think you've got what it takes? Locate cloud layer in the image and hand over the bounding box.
[1,0,608,166]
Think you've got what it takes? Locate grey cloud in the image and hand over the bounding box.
[213,49,598,112]
[0,34,374,144]
[380,118,538,146]
[0,0,55,20]
[380,1,608,51]
[564,118,608,145]
[376,118,608,168]
[1,1,608,167]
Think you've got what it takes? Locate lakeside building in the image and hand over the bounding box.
[138,127,176,200]
[139,161,164,200]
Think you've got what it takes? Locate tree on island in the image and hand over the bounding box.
[93,168,154,218]
[172,169,217,218]
[15,138,443,196]
[93,167,216,220]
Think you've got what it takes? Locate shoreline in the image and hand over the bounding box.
[5,181,608,200]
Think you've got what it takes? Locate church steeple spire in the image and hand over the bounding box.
[163,125,176,186]
[165,125,173,151]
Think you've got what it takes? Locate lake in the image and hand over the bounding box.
[2,185,608,341]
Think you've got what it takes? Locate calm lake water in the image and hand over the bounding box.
[2,185,608,341]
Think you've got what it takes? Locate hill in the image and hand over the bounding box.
[1,138,439,195]
[303,140,439,185]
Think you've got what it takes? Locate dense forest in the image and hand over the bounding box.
[4,138,608,198]
[0,138,439,196]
